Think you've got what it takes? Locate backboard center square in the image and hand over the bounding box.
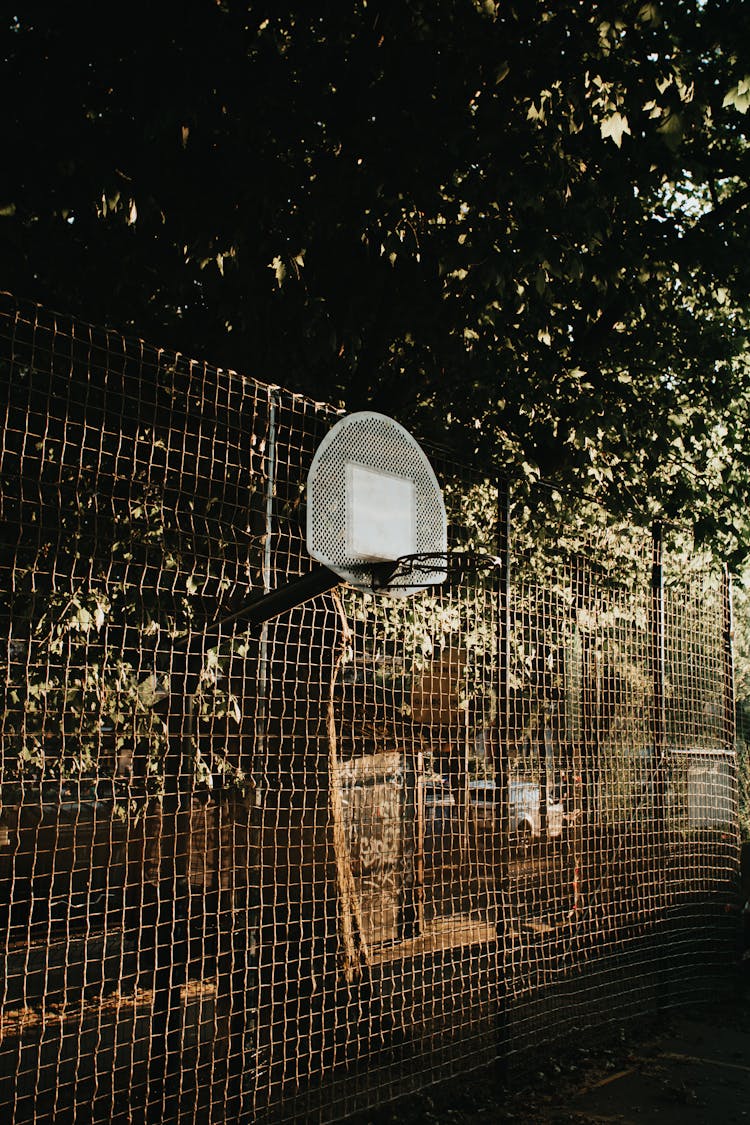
[346,463,416,562]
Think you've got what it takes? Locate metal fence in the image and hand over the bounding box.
[0,293,740,1123]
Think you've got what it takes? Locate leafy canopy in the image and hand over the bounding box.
[3,1,750,561]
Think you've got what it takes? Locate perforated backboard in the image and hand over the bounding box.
[306,412,447,595]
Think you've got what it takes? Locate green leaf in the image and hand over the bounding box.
[600,112,631,148]
[723,78,750,114]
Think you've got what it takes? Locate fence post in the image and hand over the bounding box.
[497,476,512,892]
[650,522,670,1005]
[256,387,279,766]
[496,476,512,1064]
[721,568,740,917]
[650,524,667,833]
[569,556,586,919]
[722,565,736,752]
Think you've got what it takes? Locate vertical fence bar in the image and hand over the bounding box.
[570,557,585,919]
[723,565,736,752]
[721,564,743,993]
[497,477,512,897]
[650,522,669,1004]
[650,524,667,828]
[721,568,740,918]
[495,477,511,1066]
[249,387,278,1112]
[258,389,279,720]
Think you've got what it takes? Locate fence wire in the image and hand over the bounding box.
[0,293,740,1124]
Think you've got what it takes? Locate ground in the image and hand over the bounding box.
[348,963,750,1125]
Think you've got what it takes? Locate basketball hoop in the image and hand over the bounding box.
[139,413,452,705]
[373,549,502,592]
[306,411,448,597]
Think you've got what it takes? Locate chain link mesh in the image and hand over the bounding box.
[0,294,740,1123]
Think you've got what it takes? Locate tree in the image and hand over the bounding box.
[3,1,750,561]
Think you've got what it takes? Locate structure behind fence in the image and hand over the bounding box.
[0,294,740,1123]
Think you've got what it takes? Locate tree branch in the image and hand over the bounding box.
[691,183,750,232]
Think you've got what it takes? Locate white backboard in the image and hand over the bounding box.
[306,411,447,595]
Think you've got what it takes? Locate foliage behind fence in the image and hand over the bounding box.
[0,294,740,1124]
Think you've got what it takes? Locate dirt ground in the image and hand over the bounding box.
[349,962,750,1125]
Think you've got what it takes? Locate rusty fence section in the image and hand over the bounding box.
[0,294,740,1123]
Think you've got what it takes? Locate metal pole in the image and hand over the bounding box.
[651,523,667,831]
[721,566,739,917]
[137,567,344,710]
[650,522,669,1009]
[722,565,736,752]
[496,475,512,1068]
[569,556,585,919]
[250,388,278,1096]
[497,477,512,882]
[201,566,342,640]
[255,388,279,781]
